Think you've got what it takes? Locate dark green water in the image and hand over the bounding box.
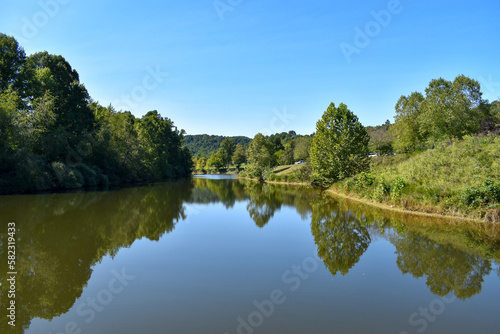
[1,175,499,334]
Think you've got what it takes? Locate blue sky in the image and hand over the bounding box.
[1,0,499,137]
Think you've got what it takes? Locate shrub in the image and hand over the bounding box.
[391,177,406,201]
[356,172,375,188]
[460,179,500,207]
[373,176,390,202]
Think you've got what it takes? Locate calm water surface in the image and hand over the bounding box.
[1,175,499,334]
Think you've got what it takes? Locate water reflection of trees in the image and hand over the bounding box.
[0,179,193,333]
[190,178,247,208]
[190,178,317,227]
[333,196,500,299]
[190,179,500,298]
[389,231,492,299]
[1,179,500,333]
[310,197,371,276]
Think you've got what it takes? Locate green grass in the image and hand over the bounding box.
[273,164,305,175]
[332,134,500,222]
[265,163,312,183]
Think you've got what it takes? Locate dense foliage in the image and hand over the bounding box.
[391,75,499,152]
[310,102,370,185]
[0,33,192,194]
[239,131,313,179]
[182,134,251,158]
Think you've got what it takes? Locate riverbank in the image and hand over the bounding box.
[236,175,312,186]
[236,157,499,223]
[333,135,500,223]
[238,175,494,224]
[325,187,487,224]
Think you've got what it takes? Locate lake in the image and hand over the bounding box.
[1,175,499,334]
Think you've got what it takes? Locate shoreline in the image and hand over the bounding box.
[235,176,312,186]
[325,188,487,224]
[236,176,491,224]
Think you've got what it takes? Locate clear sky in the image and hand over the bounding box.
[1,0,499,137]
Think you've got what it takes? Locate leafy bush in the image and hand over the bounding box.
[461,179,500,207]
[356,172,375,188]
[372,176,390,202]
[391,177,406,201]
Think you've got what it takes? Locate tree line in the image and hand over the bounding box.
[194,131,313,175]
[242,74,500,185]
[183,134,252,158]
[366,75,500,155]
[0,33,192,194]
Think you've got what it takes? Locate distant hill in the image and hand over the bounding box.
[183,135,252,158]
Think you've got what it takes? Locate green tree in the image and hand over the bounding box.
[93,105,143,180]
[245,133,273,180]
[17,91,57,157]
[310,102,370,184]
[279,141,295,165]
[220,137,235,168]
[0,36,192,194]
[293,136,311,162]
[136,110,186,178]
[0,33,26,92]
[421,75,485,142]
[0,88,20,169]
[206,150,225,172]
[391,92,425,152]
[232,143,246,170]
[25,52,95,159]
[196,156,207,173]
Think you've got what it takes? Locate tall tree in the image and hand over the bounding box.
[0,88,20,169]
[310,102,370,184]
[421,75,485,141]
[232,143,246,170]
[391,92,425,152]
[293,136,311,162]
[196,156,207,173]
[0,33,26,92]
[280,141,295,165]
[245,133,273,180]
[206,150,225,172]
[25,52,95,159]
[220,137,235,168]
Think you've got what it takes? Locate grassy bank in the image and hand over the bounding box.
[331,134,500,222]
